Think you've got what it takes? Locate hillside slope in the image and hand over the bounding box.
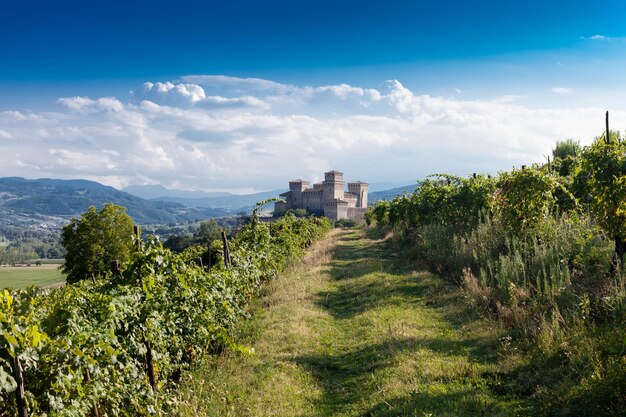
[0,177,230,225]
[369,184,419,203]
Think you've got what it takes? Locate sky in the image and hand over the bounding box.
[1,0,626,192]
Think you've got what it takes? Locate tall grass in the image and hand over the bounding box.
[383,212,626,416]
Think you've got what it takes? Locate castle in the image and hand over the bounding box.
[274,170,369,221]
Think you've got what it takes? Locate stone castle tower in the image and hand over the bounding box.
[274,170,368,222]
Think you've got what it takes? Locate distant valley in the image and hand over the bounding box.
[0,177,417,232]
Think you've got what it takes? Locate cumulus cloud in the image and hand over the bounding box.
[2,75,625,191]
[131,81,269,110]
[131,82,206,106]
[57,97,124,113]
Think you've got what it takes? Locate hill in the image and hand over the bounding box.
[122,184,231,200]
[368,183,419,203]
[0,177,231,226]
[126,184,417,209]
[149,189,287,210]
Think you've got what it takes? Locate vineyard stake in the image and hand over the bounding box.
[84,368,101,417]
[110,259,121,276]
[207,244,211,271]
[134,225,141,250]
[605,110,610,144]
[145,340,157,391]
[221,231,231,267]
[11,355,28,417]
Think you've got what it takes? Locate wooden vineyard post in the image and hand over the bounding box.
[110,260,121,276]
[547,156,551,173]
[145,340,157,391]
[134,225,141,250]
[606,110,610,144]
[196,257,204,268]
[11,355,28,417]
[207,244,211,271]
[84,368,101,417]
[221,231,231,267]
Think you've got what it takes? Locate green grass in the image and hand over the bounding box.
[178,228,531,416]
[0,265,65,289]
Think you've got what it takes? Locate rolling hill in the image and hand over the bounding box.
[0,177,231,225]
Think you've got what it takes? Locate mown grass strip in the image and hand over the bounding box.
[178,228,531,417]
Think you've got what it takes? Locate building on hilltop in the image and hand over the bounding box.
[274,170,368,222]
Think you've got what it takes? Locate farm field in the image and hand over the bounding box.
[178,228,529,417]
[0,264,64,289]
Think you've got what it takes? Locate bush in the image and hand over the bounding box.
[335,219,358,228]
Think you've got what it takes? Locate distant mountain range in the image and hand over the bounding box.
[122,184,232,200]
[369,184,419,203]
[0,177,418,229]
[0,177,231,226]
[123,183,418,209]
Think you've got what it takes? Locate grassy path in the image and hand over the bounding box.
[179,229,528,417]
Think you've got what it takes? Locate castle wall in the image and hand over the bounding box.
[302,190,324,214]
[275,171,368,222]
[347,207,367,223]
[348,182,369,208]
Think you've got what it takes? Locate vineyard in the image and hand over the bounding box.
[2,129,625,416]
[368,129,626,415]
[0,209,331,416]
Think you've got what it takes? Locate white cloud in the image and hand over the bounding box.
[131,81,268,110]
[494,94,527,104]
[0,130,13,139]
[131,82,206,106]
[551,87,573,94]
[590,34,609,40]
[58,96,124,113]
[181,75,287,92]
[2,75,625,191]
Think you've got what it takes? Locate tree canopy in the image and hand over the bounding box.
[60,203,135,283]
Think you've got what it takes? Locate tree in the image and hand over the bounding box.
[552,138,581,160]
[194,220,222,246]
[61,203,135,283]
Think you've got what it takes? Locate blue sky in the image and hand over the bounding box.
[1,0,626,191]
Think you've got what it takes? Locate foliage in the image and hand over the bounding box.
[552,138,581,160]
[369,133,626,416]
[61,204,135,283]
[164,219,234,253]
[491,168,557,233]
[576,135,626,261]
[367,174,495,232]
[0,203,331,416]
[334,218,358,228]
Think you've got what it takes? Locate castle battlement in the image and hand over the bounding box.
[275,170,368,222]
